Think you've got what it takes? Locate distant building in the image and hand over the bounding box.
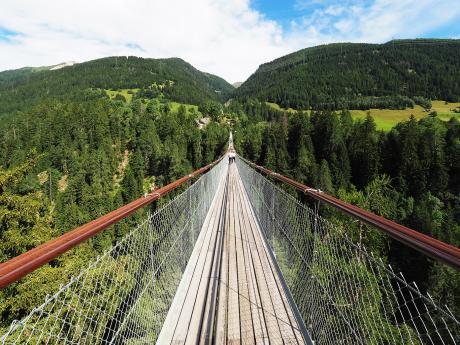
[195,117,211,129]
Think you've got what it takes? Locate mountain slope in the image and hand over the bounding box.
[0,66,54,83]
[0,56,234,116]
[235,39,460,110]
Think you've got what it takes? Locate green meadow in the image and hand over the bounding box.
[105,88,140,102]
[169,101,199,114]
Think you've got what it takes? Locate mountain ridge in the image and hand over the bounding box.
[0,56,234,117]
[235,39,460,110]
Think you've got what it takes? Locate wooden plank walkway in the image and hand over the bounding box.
[156,162,306,345]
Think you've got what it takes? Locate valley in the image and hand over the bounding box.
[1,39,460,339]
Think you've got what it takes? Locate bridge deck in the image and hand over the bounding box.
[157,163,306,345]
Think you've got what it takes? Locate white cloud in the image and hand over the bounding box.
[0,0,291,82]
[0,0,459,82]
[324,5,345,16]
[290,0,460,44]
[334,19,353,32]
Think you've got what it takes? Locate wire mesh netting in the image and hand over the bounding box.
[0,158,228,345]
[236,156,460,345]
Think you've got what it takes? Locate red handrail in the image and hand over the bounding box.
[241,157,460,271]
[0,157,223,289]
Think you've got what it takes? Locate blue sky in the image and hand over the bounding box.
[0,0,459,82]
[253,0,460,39]
[0,27,20,43]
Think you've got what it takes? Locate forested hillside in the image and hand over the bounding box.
[0,56,234,117]
[0,60,229,332]
[228,100,460,319]
[0,66,54,83]
[1,41,460,335]
[236,39,460,110]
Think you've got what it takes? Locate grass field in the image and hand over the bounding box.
[104,90,200,117]
[266,102,298,113]
[351,101,460,131]
[169,101,199,114]
[266,101,460,131]
[105,89,140,102]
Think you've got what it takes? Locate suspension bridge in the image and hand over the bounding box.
[1,136,460,344]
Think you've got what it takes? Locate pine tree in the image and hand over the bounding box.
[348,114,380,189]
[318,159,334,194]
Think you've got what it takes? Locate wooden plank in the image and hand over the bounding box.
[226,167,241,344]
[241,184,304,344]
[236,170,304,345]
[214,167,231,345]
[198,175,228,345]
[237,182,269,345]
[233,170,284,344]
[156,178,224,345]
[233,164,255,344]
[170,176,226,344]
[241,220,269,345]
[248,217,299,344]
[184,178,227,344]
[250,208,305,344]
[158,162,306,345]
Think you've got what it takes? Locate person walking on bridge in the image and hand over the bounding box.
[228,150,236,164]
